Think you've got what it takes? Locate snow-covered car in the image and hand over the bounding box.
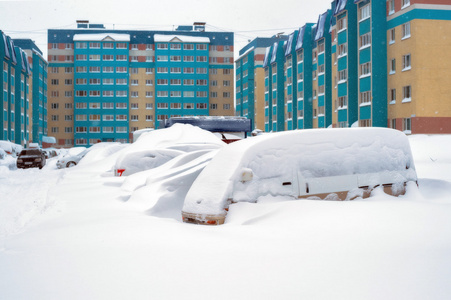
[0,140,23,157]
[56,148,89,168]
[182,127,419,225]
[16,149,46,169]
[114,123,225,176]
[0,148,17,170]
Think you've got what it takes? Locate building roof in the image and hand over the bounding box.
[73,33,130,42]
[153,34,210,43]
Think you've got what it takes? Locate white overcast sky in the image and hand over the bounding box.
[1,0,334,57]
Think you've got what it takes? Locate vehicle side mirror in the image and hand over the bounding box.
[240,168,253,183]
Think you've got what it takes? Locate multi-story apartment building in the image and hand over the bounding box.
[1,31,34,146]
[294,24,315,130]
[13,39,48,144]
[241,0,451,134]
[235,37,286,131]
[386,0,451,133]
[48,21,234,147]
[263,39,288,132]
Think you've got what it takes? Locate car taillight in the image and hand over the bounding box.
[206,220,217,225]
[115,169,125,176]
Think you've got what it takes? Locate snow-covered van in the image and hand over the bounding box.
[182,128,418,225]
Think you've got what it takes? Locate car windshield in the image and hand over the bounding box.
[20,149,42,156]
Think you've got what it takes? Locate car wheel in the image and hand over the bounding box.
[66,161,77,168]
[39,164,43,169]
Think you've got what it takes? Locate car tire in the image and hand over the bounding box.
[39,164,43,169]
[67,161,77,168]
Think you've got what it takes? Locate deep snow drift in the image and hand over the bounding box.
[0,132,451,300]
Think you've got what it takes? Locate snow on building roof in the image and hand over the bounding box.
[153,34,210,43]
[235,46,255,62]
[73,33,130,42]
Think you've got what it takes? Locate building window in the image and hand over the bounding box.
[360,33,371,48]
[210,103,217,110]
[390,89,396,104]
[359,119,372,127]
[390,59,396,74]
[402,22,411,39]
[170,67,181,73]
[360,4,371,21]
[157,91,168,97]
[89,54,100,61]
[338,69,347,82]
[338,44,347,57]
[170,43,181,50]
[402,54,411,71]
[360,91,372,105]
[389,29,396,44]
[403,118,411,133]
[157,55,168,61]
[223,104,231,110]
[403,86,412,102]
[157,43,168,50]
[170,56,181,62]
[337,18,347,32]
[157,67,168,73]
[131,103,138,109]
[116,79,127,85]
[196,44,207,50]
[360,62,371,77]
[338,96,348,108]
[146,103,153,110]
[389,0,395,14]
[184,91,194,97]
[391,119,396,129]
[402,0,410,9]
[76,42,87,49]
[170,91,181,97]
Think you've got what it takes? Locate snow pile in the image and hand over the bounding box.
[0,133,451,300]
[408,134,451,182]
[183,128,417,215]
[114,123,224,176]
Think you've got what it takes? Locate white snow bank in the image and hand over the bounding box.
[408,134,451,182]
[183,128,417,216]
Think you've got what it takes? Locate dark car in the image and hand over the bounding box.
[16,149,46,169]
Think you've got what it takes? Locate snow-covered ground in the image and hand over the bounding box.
[1,133,451,300]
